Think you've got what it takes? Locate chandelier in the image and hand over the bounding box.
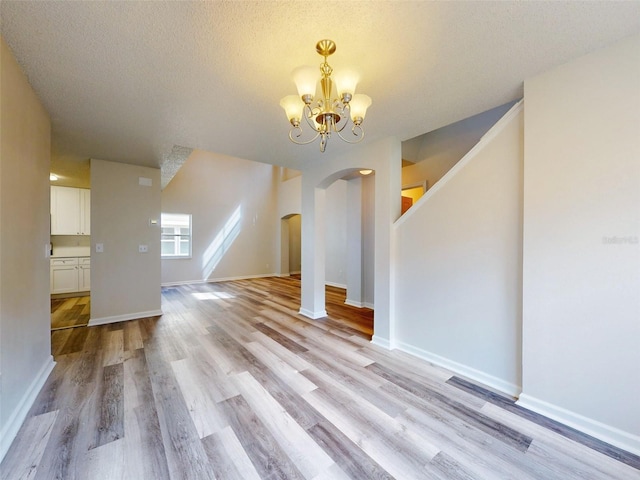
[280,39,372,152]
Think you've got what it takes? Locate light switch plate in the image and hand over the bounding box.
[96,243,104,253]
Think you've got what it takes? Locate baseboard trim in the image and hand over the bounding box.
[517,393,640,456]
[325,281,346,289]
[0,355,55,463]
[88,309,163,326]
[371,335,392,349]
[162,273,277,287]
[395,340,521,397]
[344,299,363,308]
[298,308,327,319]
[363,302,374,310]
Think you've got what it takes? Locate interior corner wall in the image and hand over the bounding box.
[402,102,515,189]
[394,104,524,395]
[520,33,640,452]
[90,159,161,323]
[0,36,53,461]
[161,150,278,284]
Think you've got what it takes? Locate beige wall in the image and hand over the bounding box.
[90,159,161,323]
[520,33,640,453]
[161,150,278,284]
[287,214,301,274]
[0,37,53,460]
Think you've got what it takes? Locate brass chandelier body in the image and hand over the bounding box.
[280,40,372,152]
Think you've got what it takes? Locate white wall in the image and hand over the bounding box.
[0,37,54,461]
[300,137,401,346]
[278,174,301,218]
[278,174,366,292]
[278,174,302,276]
[325,180,347,288]
[394,103,524,395]
[362,174,376,307]
[90,159,162,324]
[520,33,640,453]
[161,150,278,284]
[402,103,515,189]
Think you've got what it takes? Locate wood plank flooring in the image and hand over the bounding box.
[2,276,638,479]
[51,296,90,330]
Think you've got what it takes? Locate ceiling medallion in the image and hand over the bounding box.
[280,39,372,152]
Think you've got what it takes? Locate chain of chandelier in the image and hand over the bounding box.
[280,39,372,153]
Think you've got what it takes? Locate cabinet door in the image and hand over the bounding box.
[80,189,90,235]
[51,186,80,235]
[51,265,79,293]
[79,265,90,291]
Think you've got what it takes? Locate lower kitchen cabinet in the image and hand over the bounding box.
[50,257,90,294]
[79,257,91,291]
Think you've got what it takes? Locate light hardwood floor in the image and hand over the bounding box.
[51,295,90,330]
[2,276,638,479]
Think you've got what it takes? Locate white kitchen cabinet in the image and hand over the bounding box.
[51,186,90,235]
[50,258,79,293]
[79,257,91,291]
[50,257,90,294]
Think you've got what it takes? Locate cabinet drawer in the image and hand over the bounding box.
[51,258,78,267]
[79,257,91,266]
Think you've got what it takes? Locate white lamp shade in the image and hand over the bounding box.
[350,94,372,120]
[292,65,318,98]
[280,95,304,122]
[333,69,359,97]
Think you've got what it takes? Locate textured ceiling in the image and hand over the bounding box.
[2,1,640,172]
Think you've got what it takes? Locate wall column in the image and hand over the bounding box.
[300,185,327,318]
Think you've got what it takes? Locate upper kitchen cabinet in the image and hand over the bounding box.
[51,186,90,235]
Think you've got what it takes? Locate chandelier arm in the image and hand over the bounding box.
[288,126,321,145]
[333,103,351,133]
[335,124,365,144]
[302,104,323,132]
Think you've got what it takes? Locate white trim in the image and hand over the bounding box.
[298,308,327,319]
[517,393,640,456]
[344,299,363,308]
[325,281,346,289]
[345,299,374,310]
[396,340,521,397]
[0,356,55,463]
[88,309,163,326]
[371,335,392,349]
[161,273,278,287]
[289,270,301,275]
[394,99,524,228]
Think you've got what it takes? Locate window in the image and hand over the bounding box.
[161,213,192,258]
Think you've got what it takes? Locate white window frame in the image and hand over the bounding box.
[161,213,192,259]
